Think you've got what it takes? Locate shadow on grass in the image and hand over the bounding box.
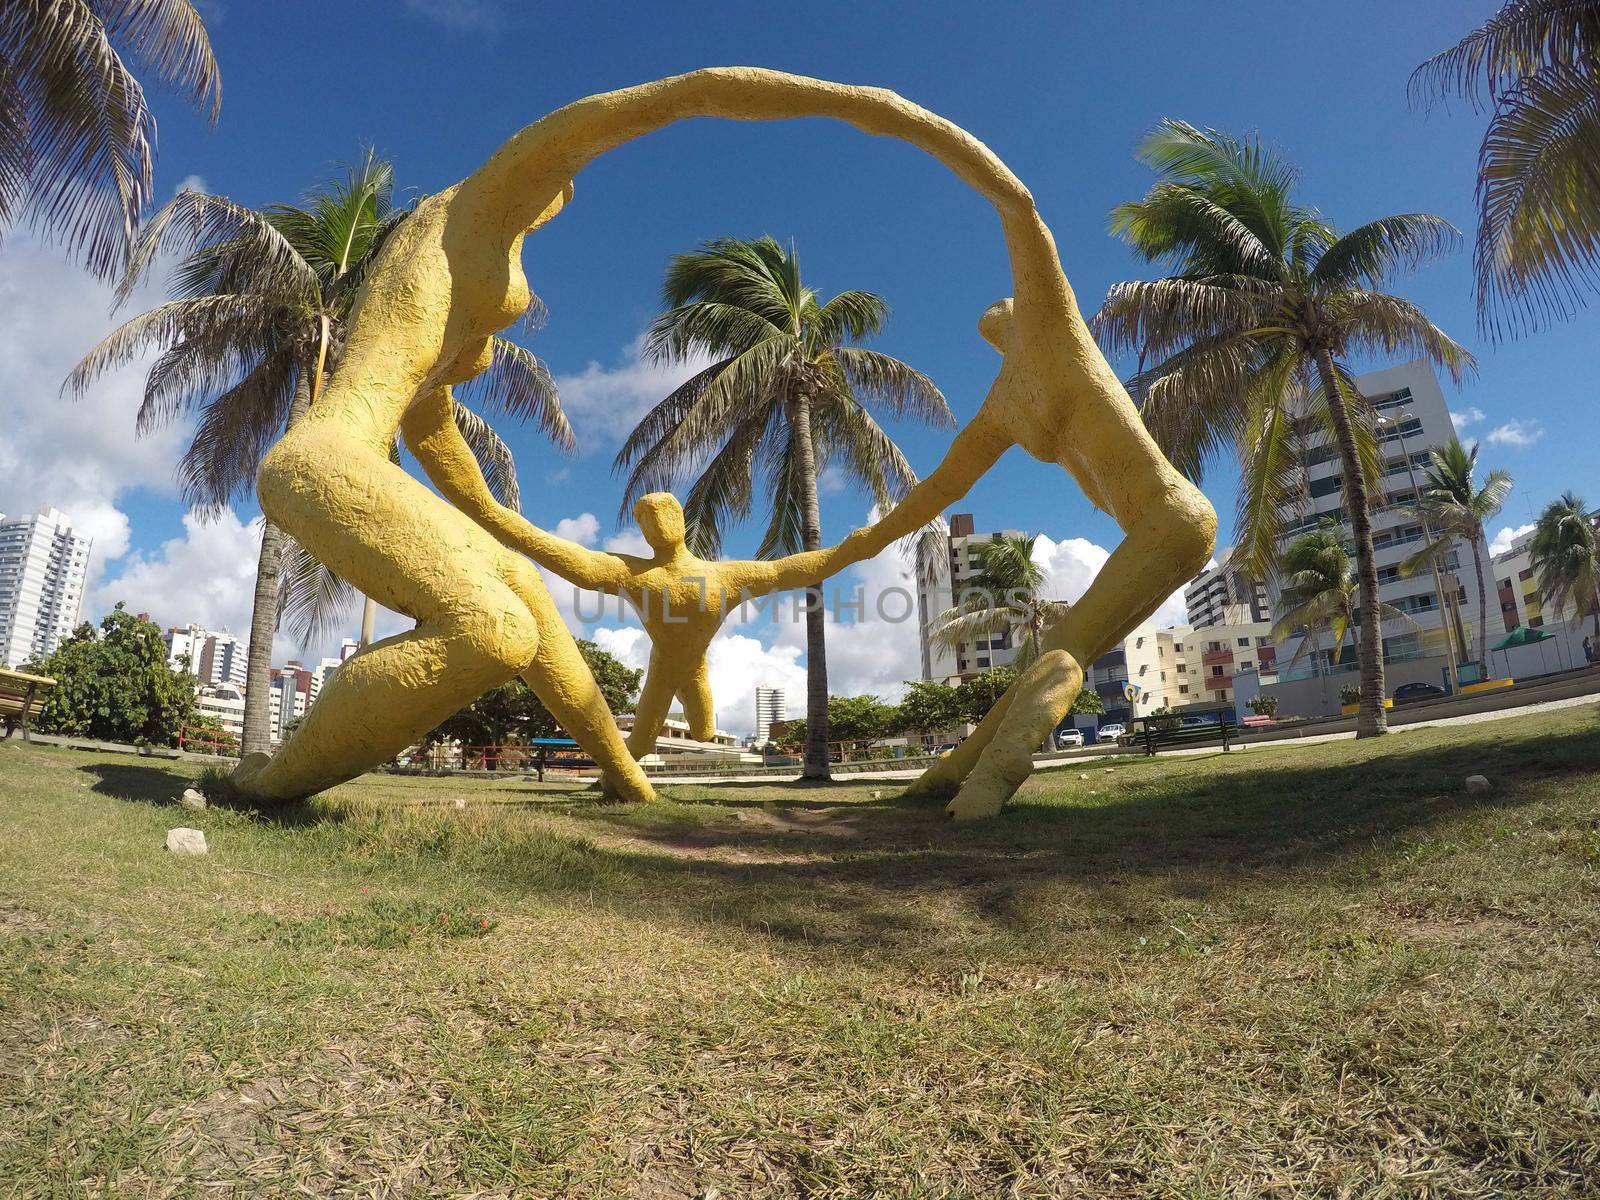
[79,762,336,828]
[533,712,1600,946]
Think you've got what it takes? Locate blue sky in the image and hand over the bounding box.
[2,0,1591,725]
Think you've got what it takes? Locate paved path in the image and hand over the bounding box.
[648,690,1600,785]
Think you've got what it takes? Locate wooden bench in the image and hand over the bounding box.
[0,668,56,743]
[1131,709,1235,756]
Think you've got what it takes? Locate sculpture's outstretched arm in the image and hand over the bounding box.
[400,387,635,593]
[724,419,1010,597]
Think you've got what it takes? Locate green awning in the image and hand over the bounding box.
[1491,626,1554,650]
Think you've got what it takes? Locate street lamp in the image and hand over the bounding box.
[1377,411,1464,691]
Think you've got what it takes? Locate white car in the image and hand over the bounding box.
[1096,722,1126,744]
[1055,728,1084,748]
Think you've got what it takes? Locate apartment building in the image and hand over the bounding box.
[0,507,92,668]
[914,513,1029,682]
[1184,546,1270,628]
[1484,520,1599,675]
[753,685,787,746]
[269,661,314,744]
[164,624,249,687]
[1270,361,1485,682]
[1084,617,1276,724]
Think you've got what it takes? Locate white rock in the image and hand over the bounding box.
[166,828,208,855]
[1079,773,1089,780]
[453,797,467,809]
[1465,774,1492,794]
[179,787,207,810]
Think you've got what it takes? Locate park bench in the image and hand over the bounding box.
[0,668,56,743]
[1131,708,1235,756]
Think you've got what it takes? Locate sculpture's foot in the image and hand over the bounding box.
[596,768,654,805]
[944,762,1023,821]
[224,751,273,798]
[902,762,961,803]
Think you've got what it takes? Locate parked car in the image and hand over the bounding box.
[1392,681,1447,705]
[1055,728,1084,748]
[1179,715,1215,727]
[1096,722,1126,744]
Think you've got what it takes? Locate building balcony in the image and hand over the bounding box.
[1201,647,1234,666]
[1204,674,1233,690]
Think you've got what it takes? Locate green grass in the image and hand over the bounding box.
[3,706,1599,1197]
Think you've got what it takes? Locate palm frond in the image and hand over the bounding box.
[1311,213,1463,289]
[458,337,574,454]
[811,289,889,346]
[175,351,298,513]
[830,346,952,425]
[118,187,316,305]
[1410,0,1600,108]
[1473,62,1600,333]
[1331,289,1477,382]
[278,536,359,649]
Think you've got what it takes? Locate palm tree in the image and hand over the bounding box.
[1412,2,1600,333]
[618,236,952,780]
[67,155,571,754]
[1272,521,1416,675]
[1401,438,1513,671]
[1093,120,1473,736]
[929,534,1068,673]
[1530,491,1600,635]
[0,1,220,276]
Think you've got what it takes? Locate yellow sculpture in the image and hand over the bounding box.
[400,395,913,756]
[229,67,1216,820]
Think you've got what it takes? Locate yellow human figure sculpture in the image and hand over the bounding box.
[399,386,909,757]
[229,66,1215,819]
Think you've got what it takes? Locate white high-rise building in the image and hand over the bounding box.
[1184,546,1271,629]
[163,624,248,687]
[0,507,92,668]
[1270,361,1487,682]
[914,513,1029,682]
[754,686,787,746]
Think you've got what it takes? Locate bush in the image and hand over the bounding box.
[1339,685,1362,706]
[1248,694,1279,717]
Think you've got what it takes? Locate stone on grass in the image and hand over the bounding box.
[179,787,207,810]
[1465,774,1492,794]
[166,828,208,856]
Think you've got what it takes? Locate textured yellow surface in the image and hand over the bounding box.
[231,67,1215,819]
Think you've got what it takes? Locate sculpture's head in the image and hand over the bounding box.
[978,298,1015,351]
[634,493,686,553]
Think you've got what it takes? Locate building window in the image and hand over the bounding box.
[1211,666,1224,677]
[1236,637,1249,647]
[1178,685,1189,694]
[1240,661,1253,671]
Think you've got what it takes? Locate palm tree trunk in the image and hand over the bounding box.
[1316,352,1387,736]
[241,369,314,755]
[360,596,377,646]
[1469,526,1490,675]
[788,388,831,781]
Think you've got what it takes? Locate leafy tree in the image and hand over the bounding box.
[1069,687,1106,715]
[0,1,220,276]
[1412,1,1600,332]
[1094,120,1472,737]
[427,641,640,769]
[1402,437,1513,670]
[1271,521,1414,674]
[894,680,963,747]
[930,535,1069,672]
[827,694,897,745]
[68,154,571,756]
[1530,491,1600,636]
[955,667,1017,725]
[27,603,197,745]
[620,236,952,781]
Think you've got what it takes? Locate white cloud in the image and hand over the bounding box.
[1486,419,1544,448]
[552,331,713,447]
[88,508,262,637]
[1031,534,1111,604]
[0,240,190,579]
[1490,522,1536,557]
[1450,405,1486,431]
[553,513,599,547]
[401,0,503,32]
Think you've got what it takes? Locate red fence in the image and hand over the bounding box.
[178,726,240,756]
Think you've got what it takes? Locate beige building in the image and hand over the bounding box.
[914,513,1028,682]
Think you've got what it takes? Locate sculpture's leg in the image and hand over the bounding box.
[625,649,678,760]
[677,660,716,743]
[945,649,1082,821]
[500,565,654,803]
[908,481,1215,818]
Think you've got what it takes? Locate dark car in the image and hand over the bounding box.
[1392,681,1447,705]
